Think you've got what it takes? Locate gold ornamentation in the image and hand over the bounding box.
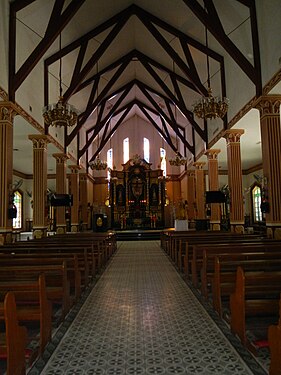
[255,95,281,117]
[223,129,244,144]
[28,134,50,149]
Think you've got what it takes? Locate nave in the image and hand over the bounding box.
[30,241,268,375]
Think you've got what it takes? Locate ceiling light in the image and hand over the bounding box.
[169,152,187,166]
[43,33,78,128]
[192,18,228,120]
[89,156,107,170]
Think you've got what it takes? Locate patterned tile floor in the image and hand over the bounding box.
[29,241,269,375]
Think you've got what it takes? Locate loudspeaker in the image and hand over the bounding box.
[50,194,73,207]
[206,191,226,204]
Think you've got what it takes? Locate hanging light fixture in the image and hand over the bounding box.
[43,33,78,127]
[89,133,108,170]
[89,61,107,171]
[192,18,228,120]
[169,70,187,167]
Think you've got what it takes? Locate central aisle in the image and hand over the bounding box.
[38,241,266,375]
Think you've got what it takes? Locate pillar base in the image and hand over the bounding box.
[33,227,47,239]
[0,231,13,245]
[230,222,244,234]
[81,223,88,232]
[266,224,281,239]
[210,221,221,231]
[71,224,79,233]
[56,225,67,235]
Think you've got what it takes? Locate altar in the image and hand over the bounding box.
[109,155,165,230]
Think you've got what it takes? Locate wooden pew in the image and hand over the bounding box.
[268,295,281,375]
[201,247,281,299]
[0,273,52,355]
[212,252,281,317]
[230,266,281,352]
[0,292,28,375]
[0,262,70,320]
[191,240,281,288]
[0,245,92,285]
[0,254,81,303]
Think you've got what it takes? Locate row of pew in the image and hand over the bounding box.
[0,231,117,375]
[161,229,281,375]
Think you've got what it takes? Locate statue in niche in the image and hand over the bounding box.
[130,176,144,204]
[116,185,125,206]
[150,184,159,206]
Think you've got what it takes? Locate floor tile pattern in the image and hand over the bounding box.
[30,241,268,374]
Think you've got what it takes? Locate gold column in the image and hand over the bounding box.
[193,162,206,220]
[53,153,69,234]
[79,173,88,231]
[223,129,245,233]
[205,149,221,231]
[68,164,81,232]
[28,134,50,239]
[256,95,281,239]
[187,171,196,221]
[0,103,17,244]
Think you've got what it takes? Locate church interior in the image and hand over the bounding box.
[0,1,281,374]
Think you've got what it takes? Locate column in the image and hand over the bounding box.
[193,162,206,220]
[187,171,196,221]
[68,164,81,232]
[223,129,245,233]
[256,95,281,239]
[28,134,50,239]
[0,103,17,244]
[53,153,69,234]
[205,149,221,231]
[79,173,88,231]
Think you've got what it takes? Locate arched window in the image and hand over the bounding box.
[160,148,166,177]
[123,137,129,164]
[143,137,150,162]
[252,184,262,222]
[13,190,23,229]
[107,148,113,180]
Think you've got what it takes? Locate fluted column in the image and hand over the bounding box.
[205,149,221,231]
[53,153,69,234]
[79,173,88,231]
[256,95,281,239]
[68,164,81,232]
[0,103,17,244]
[187,171,196,221]
[28,134,50,239]
[223,129,244,233]
[193,162,206,220]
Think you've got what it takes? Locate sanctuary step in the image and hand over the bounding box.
[115,229,162,241]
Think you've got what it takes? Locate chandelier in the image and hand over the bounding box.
[43,34,78,127]
[89,156,107,170]
[193,88,228,120]
[88,61,107,171]
[169,152,187,166]
[43,97,78,127]
[192,19,228,120]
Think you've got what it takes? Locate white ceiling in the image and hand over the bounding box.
[6,0,281,176]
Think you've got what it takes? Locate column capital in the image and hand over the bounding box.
[255,95,281,118]
[68,164,81,174]
[187,170,195,177]
[28,134,50,149]
[205,149,221,160]
[193,162,206,170]
[223,129,244,144]
[0,102,18,122]
[79,173,88,182]
[53,153,69,163]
